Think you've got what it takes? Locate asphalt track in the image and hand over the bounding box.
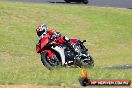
[2,0,132,8]
[96,65,132,70]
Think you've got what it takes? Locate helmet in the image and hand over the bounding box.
[36,24,48,37]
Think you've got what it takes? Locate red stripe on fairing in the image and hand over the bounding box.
[36,45,40,53]
[41,37,48,49]
[41,35,50,49]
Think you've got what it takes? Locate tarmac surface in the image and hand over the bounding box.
[96,65,132,70]
[2,0,132,8]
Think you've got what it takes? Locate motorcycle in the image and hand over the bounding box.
[37,33,94,69]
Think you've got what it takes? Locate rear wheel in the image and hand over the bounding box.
[81,55,94,68]
[74,55,94,68]
[41,51,60,70]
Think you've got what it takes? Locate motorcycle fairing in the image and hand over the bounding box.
[70,38,78,43]
[36,45,41,53]
[41,35,50,49]
[51,46,66,65]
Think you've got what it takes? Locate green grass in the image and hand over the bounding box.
[0,1,132,86]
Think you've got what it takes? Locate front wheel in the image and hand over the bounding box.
[41,51,60,70]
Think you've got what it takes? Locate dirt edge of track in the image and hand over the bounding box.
[0,85,68,88]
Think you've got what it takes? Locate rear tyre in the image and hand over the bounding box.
[41,51,60,70]
[81,55,94,68]
[74,56,94,68]
[74,58,83,68]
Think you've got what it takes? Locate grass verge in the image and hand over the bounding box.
[0,1,132,86]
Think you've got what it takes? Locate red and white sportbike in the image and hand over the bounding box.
[36,34,94,69]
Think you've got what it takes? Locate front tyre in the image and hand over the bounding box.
[41,51,60,70]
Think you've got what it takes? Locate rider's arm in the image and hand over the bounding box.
[55,36,70,44]
[47,29,56,35]
[48,29,61,40]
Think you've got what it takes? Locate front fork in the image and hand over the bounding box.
[43,50,54,59]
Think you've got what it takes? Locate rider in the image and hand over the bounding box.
[36,24,70,53]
